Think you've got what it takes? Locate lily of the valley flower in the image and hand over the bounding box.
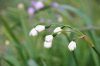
[29,25,45,36]
[35,25,45,32]
[68,41,76,51]
[29,28,38,36]
[45,35,53,42]
[44,41,52,48]
[54,27,62,34]
[44,35,54,48]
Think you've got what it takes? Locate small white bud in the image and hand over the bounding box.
[29,28,38,36]
[54,27,62,34]
[44,41,52,48]
[68,41,76,51]
[35,25,45,32]
[45,35,53,42]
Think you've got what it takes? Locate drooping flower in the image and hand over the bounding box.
[54,27,62,34]
[51,2,59,7]
[29,28,38,36]
[27,7,35,15]
[30,1,44,10]
[35,25,45,32]
[68,41,76,51]
[44,41,52,48]
[45,35,53,42]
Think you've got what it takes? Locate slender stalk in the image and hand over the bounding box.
[61,25,100,57]
[92,47,100,57]
[63,33,79,66]
[72,51,78,66]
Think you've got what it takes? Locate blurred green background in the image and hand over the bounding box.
[0,0,100,66]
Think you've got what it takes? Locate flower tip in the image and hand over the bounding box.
[29,28,38,36]
[45,35,53,42]
[53,27,62,34]
[68,41,76,51]
[44,41,52,48]
[35,25,45,32]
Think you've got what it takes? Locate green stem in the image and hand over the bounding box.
[92,47,100,57]
[63,33,79,66]
[72,51,78,66]
[61,25,100,57]
[0,13,27,64]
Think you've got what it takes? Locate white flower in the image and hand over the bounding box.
[35,25,45,32]
[54,27,62,34]
[29,28,38,36]
[45,35,53,42]
[44,41,52,48]
[68,41,76,51]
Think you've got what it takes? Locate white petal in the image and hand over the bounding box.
[29,28,38,36]
[35,25,45,32]
[68,41,76,51]
[44,41,52,48]
[45,35,53,42]
[54,27,62,34]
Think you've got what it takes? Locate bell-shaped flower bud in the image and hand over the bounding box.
[44,41,52,48]
[35,25,45,32]
[68,41,76,51]
[29,28,38,36]
[45,35,53,42]
[54,27,62,34]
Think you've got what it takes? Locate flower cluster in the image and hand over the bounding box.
[29,25,77,51]
[44,35,53,48]
[29,25,45,36]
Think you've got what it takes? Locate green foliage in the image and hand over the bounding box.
[0,0,100,66]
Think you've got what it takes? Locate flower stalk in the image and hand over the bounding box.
[61,25,100,57]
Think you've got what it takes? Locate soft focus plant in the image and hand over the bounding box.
[0,0,100,66]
